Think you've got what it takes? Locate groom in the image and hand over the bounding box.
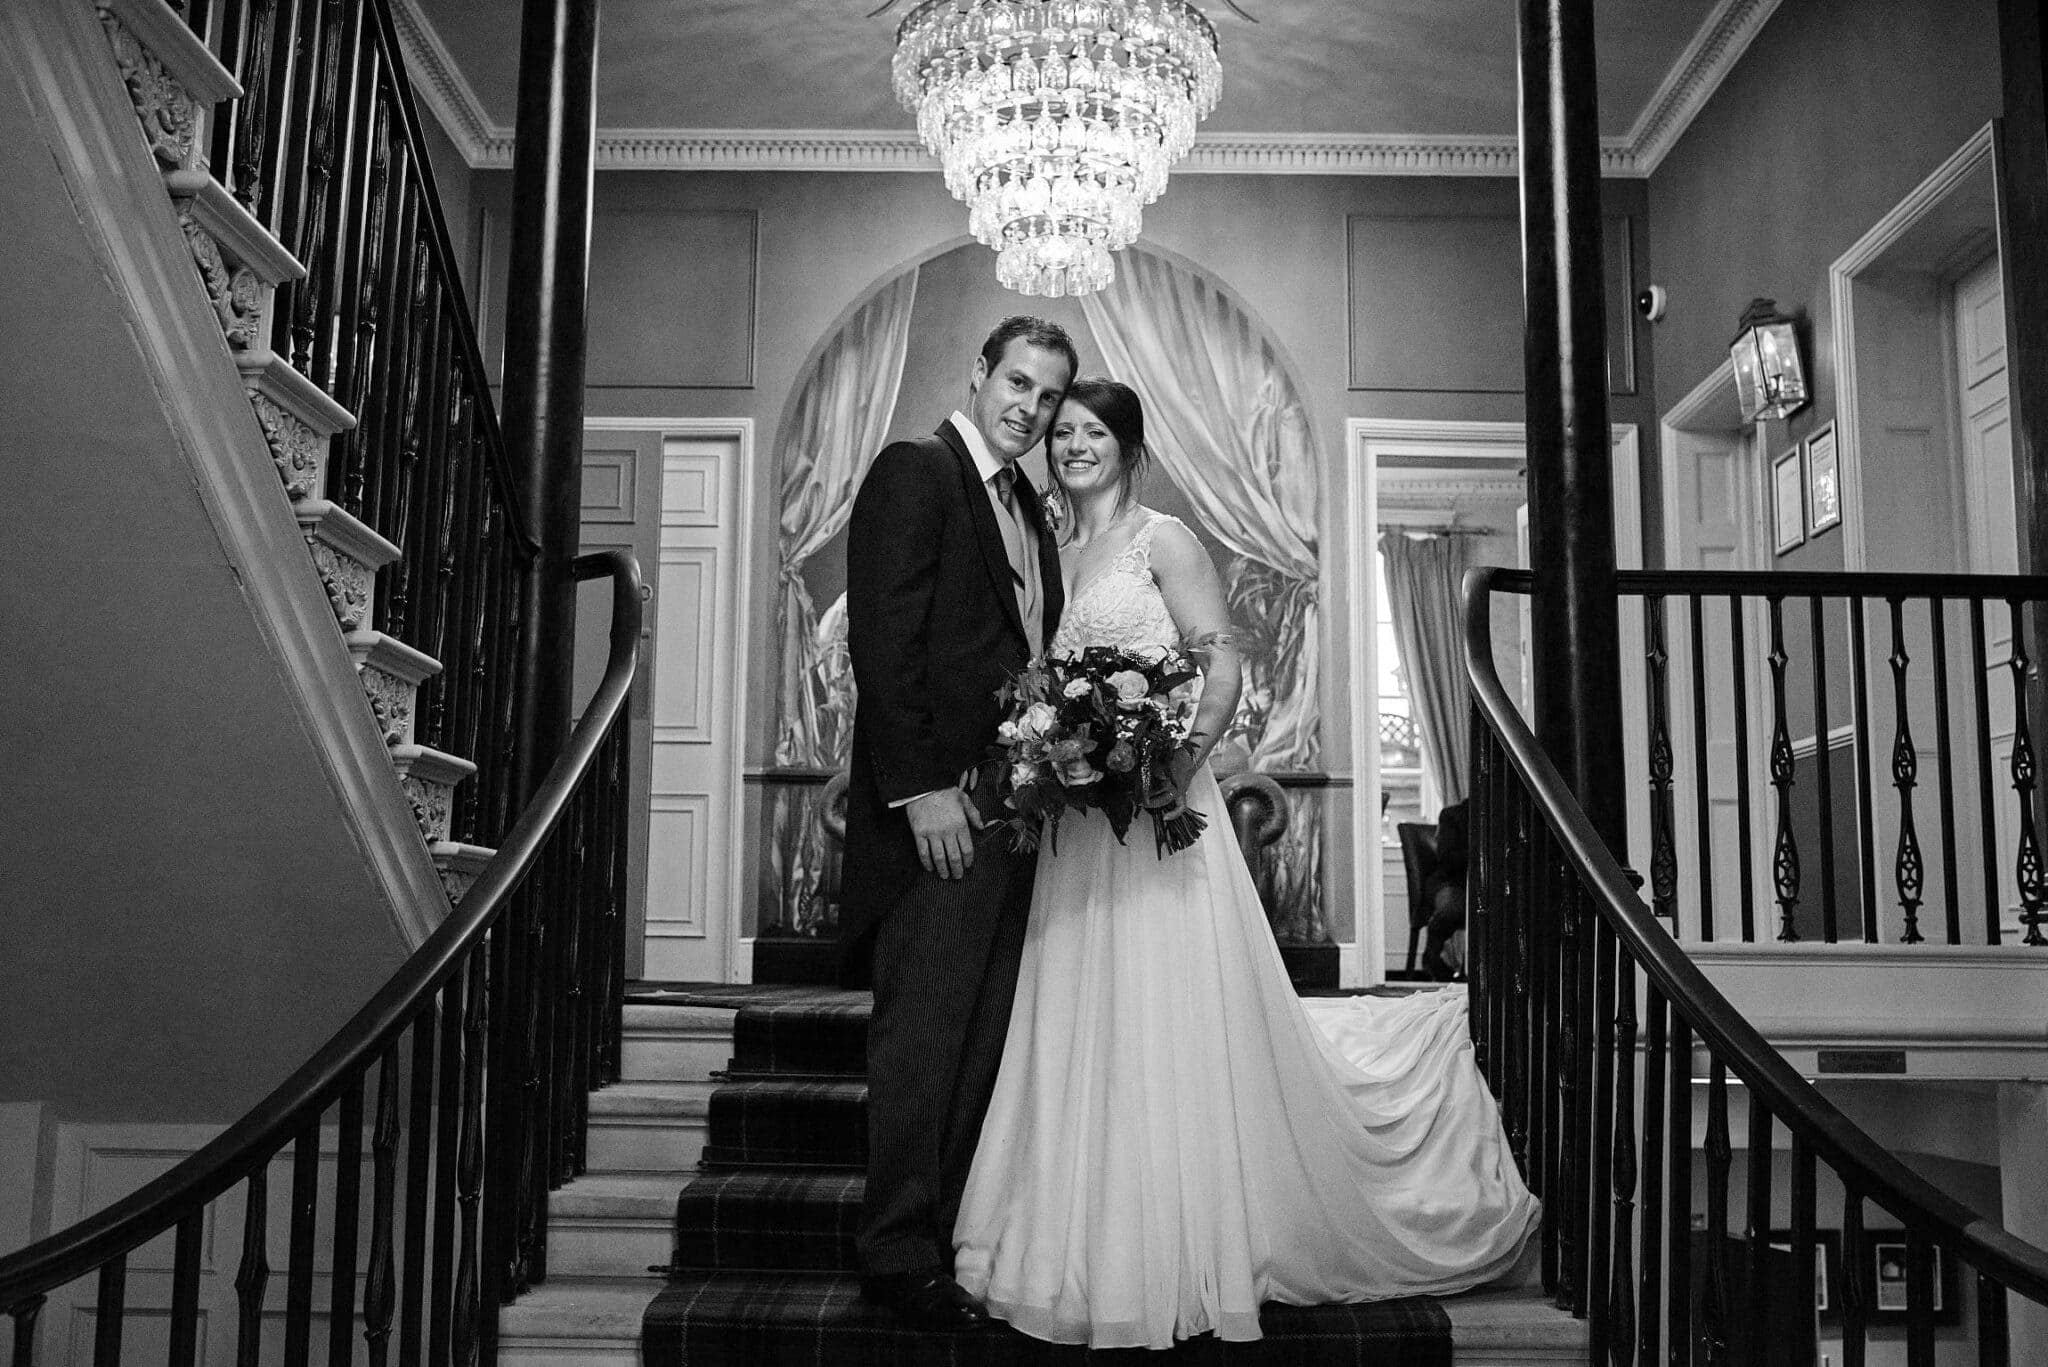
[841,315,1076,1327]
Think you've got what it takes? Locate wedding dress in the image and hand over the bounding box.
[952,510,1540,1349]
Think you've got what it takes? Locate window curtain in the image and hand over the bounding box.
[774,268,919,767]
[1077,252,1322,769]
[1378,531,1473,805]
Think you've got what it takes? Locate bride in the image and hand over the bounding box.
[951,378,1540,1349]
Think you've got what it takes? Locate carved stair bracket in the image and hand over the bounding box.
[167,171,306,357]
[429,841,495,905]
[239,349,354,500]
[95,0,240,173]
[390,745,477,844]
[347,630,444,746]
[297,499,400,633]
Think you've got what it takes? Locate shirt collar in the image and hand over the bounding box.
[948,411,1011,486]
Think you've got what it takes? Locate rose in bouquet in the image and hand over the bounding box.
[986,644,1209,857]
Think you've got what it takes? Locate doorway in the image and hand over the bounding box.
[1348,419,1646,985]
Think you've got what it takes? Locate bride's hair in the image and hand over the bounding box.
[1053,378,1150,522]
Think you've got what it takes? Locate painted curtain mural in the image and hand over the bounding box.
[767,248,1326,943]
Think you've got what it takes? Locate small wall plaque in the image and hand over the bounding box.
[1816,1048,1906,1074]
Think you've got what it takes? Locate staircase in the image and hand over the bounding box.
[502,990,1587,1365]
[70,0,509,912]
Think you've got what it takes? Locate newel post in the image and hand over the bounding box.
[501,0,598,806]
[1517,0,1626,850]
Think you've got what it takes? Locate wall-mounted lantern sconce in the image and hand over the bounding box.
[1729,297,1808,423]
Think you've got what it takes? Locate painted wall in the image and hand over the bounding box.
[1646,0,2002,573]
[1,52,410,1122]
[464,166,1658,944]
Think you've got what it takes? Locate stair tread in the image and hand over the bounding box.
[1438,1284,1586,1348]
[588,1082,714,1117]
[502,1277,665,1341]
[551,1173,691,1219]
[622,1001,742,1031]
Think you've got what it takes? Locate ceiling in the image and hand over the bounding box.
[401,0,1774,174]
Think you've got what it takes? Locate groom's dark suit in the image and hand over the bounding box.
[842,419,1064,1277]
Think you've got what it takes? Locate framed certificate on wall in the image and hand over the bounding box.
[1773,445,1807,555]
[1806,423,1841,535]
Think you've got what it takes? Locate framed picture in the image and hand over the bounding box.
[1862,1234,1961,1327]
[1773,445,1807,554]
[1769,1228,1843,1324]
[1807,423,1841,535]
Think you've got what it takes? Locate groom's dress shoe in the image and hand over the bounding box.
[861,1270,993,1330]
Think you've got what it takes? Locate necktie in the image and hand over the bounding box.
[993,467,1042,654]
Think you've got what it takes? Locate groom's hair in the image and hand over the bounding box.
[979,316,1079,386]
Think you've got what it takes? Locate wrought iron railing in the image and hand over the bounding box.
[1616,570,2048,946]
[1465,565,2048,1365]
[186,0,537,848]
[0,551,639,1366]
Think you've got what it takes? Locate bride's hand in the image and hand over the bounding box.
[1159,746,1200,817]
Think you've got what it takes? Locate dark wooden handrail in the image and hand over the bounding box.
[0,550,639,1312]
[1462,564,2048,1305]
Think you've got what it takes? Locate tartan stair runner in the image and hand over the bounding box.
[641,991,1455,1365]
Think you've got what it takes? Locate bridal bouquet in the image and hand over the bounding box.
[987,645,1209,858]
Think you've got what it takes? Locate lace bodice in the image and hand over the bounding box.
[1050,511,1182,656]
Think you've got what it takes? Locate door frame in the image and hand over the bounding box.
[584,416,756,984]
[1828,120,1999,571]
[1347,418,1644,986]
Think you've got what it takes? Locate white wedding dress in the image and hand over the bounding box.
[952,511,1540,1350]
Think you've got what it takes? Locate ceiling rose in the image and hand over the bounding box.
[891,0,1222,297]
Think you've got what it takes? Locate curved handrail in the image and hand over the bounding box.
[1462,564,2048,1304]
[0,549,640,1308]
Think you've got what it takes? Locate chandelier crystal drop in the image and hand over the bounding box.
[892,0,1221,297]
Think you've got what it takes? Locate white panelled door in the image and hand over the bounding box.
[644,425,752,982]
[1662,421,1770,941]
[1953,256,2024,940]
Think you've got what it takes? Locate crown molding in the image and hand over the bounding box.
[391,0,1782,178]
[387,0,496,160]
[1624,0,1786,175]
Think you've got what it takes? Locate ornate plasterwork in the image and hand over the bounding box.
[438,863,481,903]
[361,664,416,746]
[402,775,453,841]
[249,391,325,500]
[179,214,266,348]
[97,6,198,170]
[430,841,494,904]
[1624,0,1786,174]
[396,0,1779,179]
[308,537,374,631]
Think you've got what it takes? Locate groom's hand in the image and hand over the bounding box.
[907,788,986,880]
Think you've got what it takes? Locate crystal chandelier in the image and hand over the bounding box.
[892,0,1222,297]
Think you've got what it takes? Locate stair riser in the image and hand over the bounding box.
[550,1218,675,1279]
[706,1087,866,1168]
[619,1031,731,1083]
[672,1181,862,1273]
[586,1119,707,1174]
[731,1006,869,1076]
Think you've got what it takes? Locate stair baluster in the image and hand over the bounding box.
[1767,595,1801,940]
[1645,593,1678,923]
[1727,591,1758,942]
[1889,597,1927,943]
[1971,599,2002,945]
[1810,595,1841,941]
[400,1008,439,1363]
[364,1045,402,1365]
[2007,599,2047,944]
[1850,595,1881,942]
[1687,593,1716,938]
[232,1171,266,1366]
